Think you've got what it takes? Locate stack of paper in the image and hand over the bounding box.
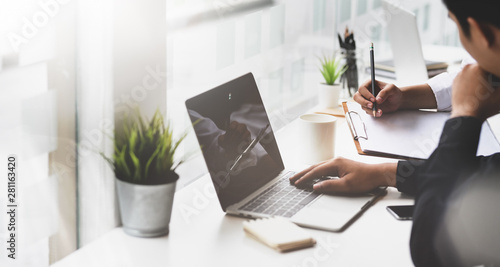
[369,59,448,79]
[243,217,316,252]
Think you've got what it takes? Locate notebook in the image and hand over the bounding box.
[370,60,448,79]
[344,102,500,160]
[243,217,316,252]
[375,60,448,72]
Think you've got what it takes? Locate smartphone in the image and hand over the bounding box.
[386,205,414,220]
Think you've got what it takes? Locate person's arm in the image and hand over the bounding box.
[394,159,425,196]
[289,157,398,194]
[410,116,482,266]
[289,157,425,195]
[427,53,478,112]
[410,64,500,266]
[399,83,437,110]
[355,54,478,116]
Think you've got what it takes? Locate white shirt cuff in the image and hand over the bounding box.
[427,54,477,112]
[427,72,453,111]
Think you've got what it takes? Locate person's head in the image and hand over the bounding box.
[443,0,500,76]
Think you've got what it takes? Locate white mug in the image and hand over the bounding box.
[297,114,337,165]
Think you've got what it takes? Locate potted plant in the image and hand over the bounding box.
[318,55,348,108]
[101,109,186,237]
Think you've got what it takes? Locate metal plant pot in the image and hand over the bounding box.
[116,177,177,237]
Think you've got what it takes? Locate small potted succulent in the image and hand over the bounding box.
[318,55,348,108]
[101,109,186,237]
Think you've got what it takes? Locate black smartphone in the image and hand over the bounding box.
[386,205,414,220]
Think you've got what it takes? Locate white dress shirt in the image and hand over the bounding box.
[427,54,476,111]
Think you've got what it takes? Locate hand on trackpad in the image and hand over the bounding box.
[292,176,339,190]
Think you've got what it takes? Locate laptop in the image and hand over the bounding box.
[383,0,429,86]
[185,73,386,232]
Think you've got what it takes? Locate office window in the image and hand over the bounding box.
[313,0,326,32]
[454,31,460,47]
[357,0,368,15]
[167,0,273,28]
[413,8,421,28]
[267,68,285,109]
[0,1,78,265]
[290,59,305,94]
[371,24,382,42]
[245,11,262,59]
[270,4,285,48]
[216,20,236,69]
[423,4,430,31]
[339,0,351,23]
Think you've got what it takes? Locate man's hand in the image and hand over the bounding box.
[218,121,251,157]
[353,79,403,117]
[289,157,397,194]
[451,64,500,121]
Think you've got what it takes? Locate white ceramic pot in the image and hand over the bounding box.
[318,83,342,108]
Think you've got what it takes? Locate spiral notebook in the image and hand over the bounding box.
[343,102,500,160]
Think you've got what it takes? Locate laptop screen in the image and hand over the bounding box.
[185,73,285,211]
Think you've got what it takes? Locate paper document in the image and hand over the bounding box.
[346,102,500,159]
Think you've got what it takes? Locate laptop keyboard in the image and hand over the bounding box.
[240,172,320,218]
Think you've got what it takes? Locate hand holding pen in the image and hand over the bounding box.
[353,79,404,117]
[353,43,404,117]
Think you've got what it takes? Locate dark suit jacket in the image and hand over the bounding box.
[395,117,500,266]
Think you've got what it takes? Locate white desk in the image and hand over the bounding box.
[52,117,415,267]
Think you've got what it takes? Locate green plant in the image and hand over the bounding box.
[101,109,186,185]
[319,55,348,85]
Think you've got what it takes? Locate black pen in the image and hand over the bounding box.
[370,43,377,117]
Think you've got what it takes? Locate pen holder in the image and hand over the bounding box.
[339,48,365,100]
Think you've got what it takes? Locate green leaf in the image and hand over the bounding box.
[116,145,131,178]
[129,150,141,181]
[318,53,347,85]
[144,145,161,179]
[98,106,194,184]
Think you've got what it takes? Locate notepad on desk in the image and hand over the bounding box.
[243,217,316,252]
[368,59,449,79]
[343,102,500,160]
[375,59,448,72]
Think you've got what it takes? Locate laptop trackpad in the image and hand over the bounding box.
[291,194,373,231]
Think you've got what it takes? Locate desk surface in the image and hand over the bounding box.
[52,117,415,267]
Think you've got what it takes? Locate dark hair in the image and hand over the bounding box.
[442,0,500,37]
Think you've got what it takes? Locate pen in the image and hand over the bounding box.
[370,43,377,117]
[228,124,270,173]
